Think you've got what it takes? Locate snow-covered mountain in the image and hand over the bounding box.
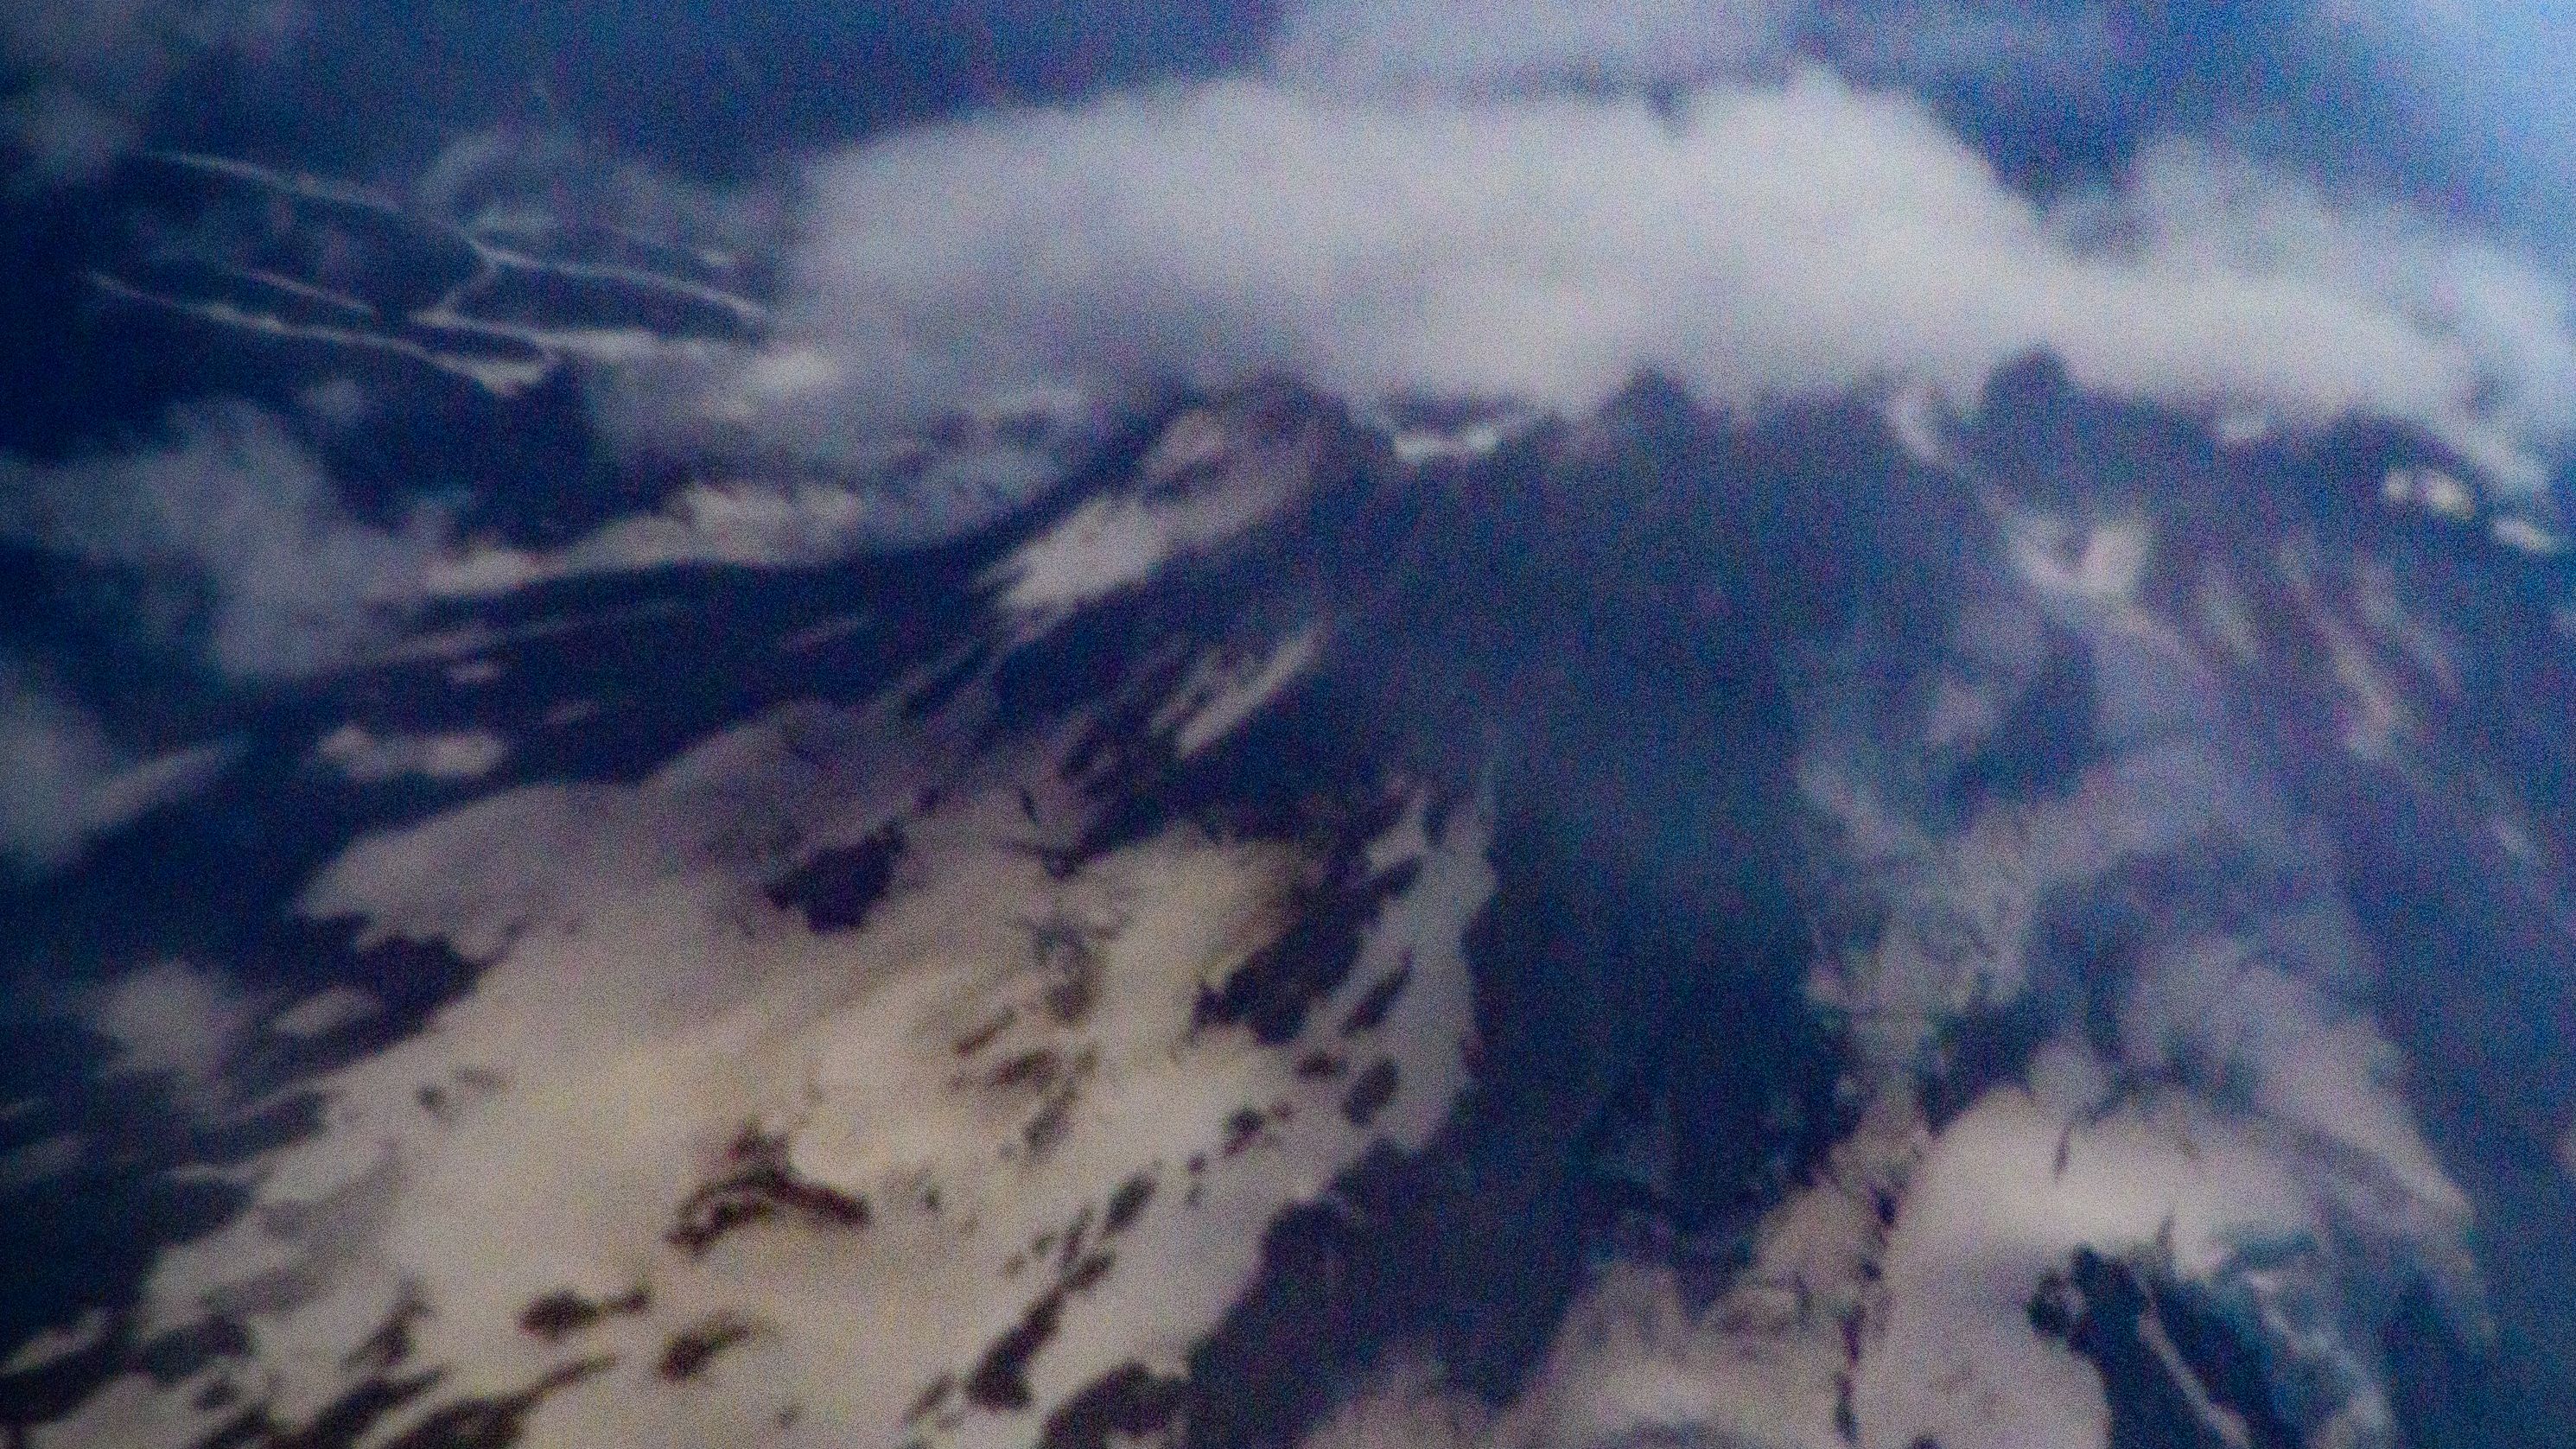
[2,370,2571,1449]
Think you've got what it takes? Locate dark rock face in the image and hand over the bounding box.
[765,824,904,932]
[1039,1363,1190,1449]
[654,1313,761,1382]
[2030,1249,2306,1449]
[516,1287,648,1344]
[1157,389,1864,1446]
[666,1128,871,1257]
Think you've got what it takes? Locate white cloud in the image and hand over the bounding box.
[657,70,2573,495]
[2088,141,2576,467]
[2118,935,2467,1217]
[0,672,132,871]
[0,663,233,872]
[84,958,262,1113]
[0,408,449,677]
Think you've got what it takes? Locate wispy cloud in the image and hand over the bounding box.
[82,957,263,1112]
[0,407,448,677]
[0,662,233,872]
[641,69,2573,496]
[0,397,1039,681]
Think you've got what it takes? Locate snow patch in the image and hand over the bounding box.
[315,723,510,784]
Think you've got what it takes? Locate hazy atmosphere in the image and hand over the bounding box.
[1,5,2572,1449]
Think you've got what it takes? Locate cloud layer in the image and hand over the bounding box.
[639,69,2576,493]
